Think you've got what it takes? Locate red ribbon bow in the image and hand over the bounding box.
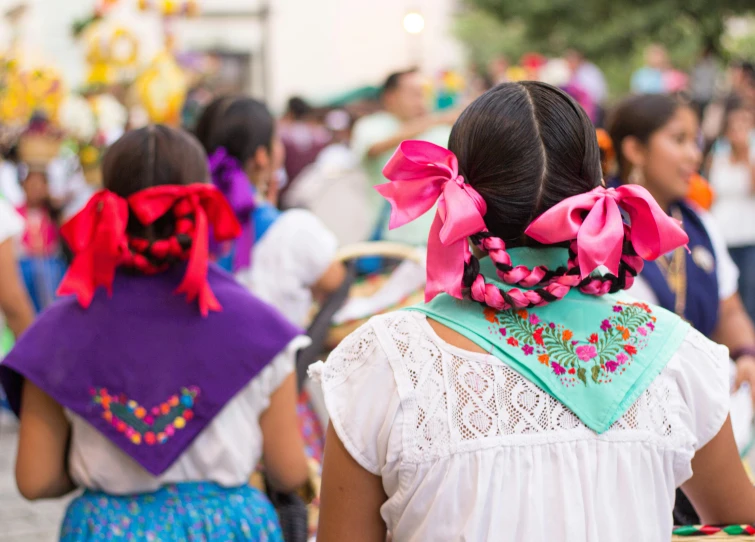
[128,184,241,316]
[57,190,129,308]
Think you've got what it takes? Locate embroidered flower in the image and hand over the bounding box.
[484,307,498,323]
[517,310,529,320]
[576,345,598,361]
[495,303,654,388]
[647,321,655,331]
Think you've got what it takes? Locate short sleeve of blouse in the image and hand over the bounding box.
[0,199,24,244]
[278,209,338,288]
[668,327,731,452]
[309,319,400,475]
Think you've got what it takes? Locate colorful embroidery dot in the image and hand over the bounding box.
[91,386,201,446]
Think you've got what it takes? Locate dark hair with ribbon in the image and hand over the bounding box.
[205,97,274,165]
[377,82,688,312]
[195,97,268,271]
[57,125,241,316]
[193,95,234,153]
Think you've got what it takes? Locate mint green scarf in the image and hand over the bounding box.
[406,247,690,433]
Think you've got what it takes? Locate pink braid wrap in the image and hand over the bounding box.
[377,140,487,302]
[525,185,689,279]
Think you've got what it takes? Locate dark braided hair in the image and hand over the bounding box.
[449,82,643,311]
[101,125,209,273]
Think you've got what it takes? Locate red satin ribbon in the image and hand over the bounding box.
[128,184,241,316]
[57,190,130,308]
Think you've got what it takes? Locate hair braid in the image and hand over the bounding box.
[121,201,195,274]
[461,226,644,311]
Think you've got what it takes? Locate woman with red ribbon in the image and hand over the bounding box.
[313,82,755,542]
[0,125,310,541]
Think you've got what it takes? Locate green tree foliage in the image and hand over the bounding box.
[456,0,754,93]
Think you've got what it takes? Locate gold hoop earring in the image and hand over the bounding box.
[628,167,645,186]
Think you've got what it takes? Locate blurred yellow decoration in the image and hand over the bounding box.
[85,24,139,86]
[505,66,528,82]
[138,0,199,16]
[134,51,187,126]
[0,61,64,126]
[441,71,465,93]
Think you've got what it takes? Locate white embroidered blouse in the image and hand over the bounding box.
[310,311,730,542]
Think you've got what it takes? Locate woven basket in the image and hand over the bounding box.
[17,134,61,168]
[326,242,425,348]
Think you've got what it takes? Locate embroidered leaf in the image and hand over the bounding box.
[492,302,655,388]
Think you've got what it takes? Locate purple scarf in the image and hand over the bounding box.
[0,263,301,476]
[208,148,255,272]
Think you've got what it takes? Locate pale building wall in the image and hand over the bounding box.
[0,0,463,109]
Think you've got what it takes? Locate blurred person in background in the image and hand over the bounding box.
[709,96,755,321]
[609,93,755,525]
[282,109,373,246]
[631,44,669,94]
[0,199,34,341]
[566,48,608,125]
[689,44,721,117]
[279,96,331,195]
[197,96,345,329]
[702,61,755,148]
[351,68,459,245]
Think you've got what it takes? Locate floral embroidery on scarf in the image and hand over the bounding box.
[91,386,200,445]
[489,302,656,387]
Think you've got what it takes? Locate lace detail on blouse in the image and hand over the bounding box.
[324,311,681,464]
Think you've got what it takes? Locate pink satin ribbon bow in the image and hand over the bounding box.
[525,185,689,278]
[376,140,487,302]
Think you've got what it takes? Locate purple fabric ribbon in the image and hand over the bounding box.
[208,147,255,272]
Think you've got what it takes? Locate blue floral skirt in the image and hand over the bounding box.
[60,482,283,541]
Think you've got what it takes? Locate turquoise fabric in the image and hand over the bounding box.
[406,247,690,433]
[60,482,282,541]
